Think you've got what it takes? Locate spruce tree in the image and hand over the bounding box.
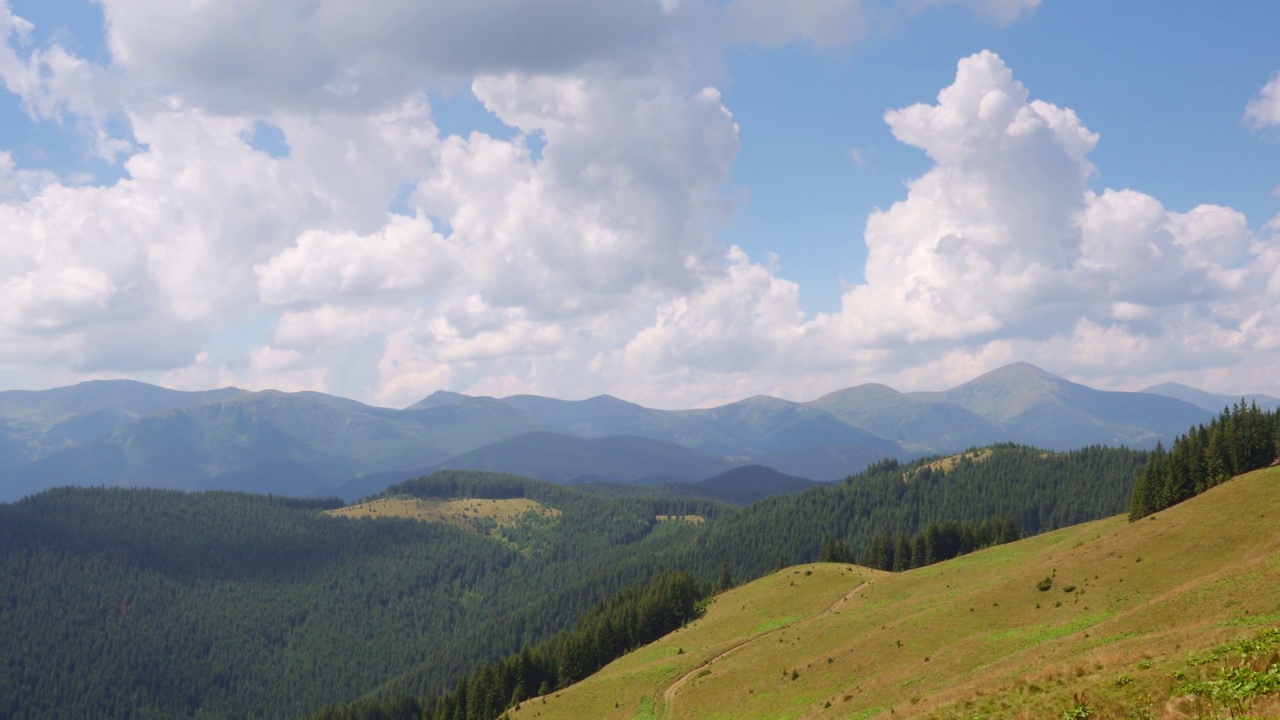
[716,560,733,592]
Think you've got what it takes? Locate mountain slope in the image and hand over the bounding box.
[431,431,744,484]
[511,465,1280,720]
[5,364,1265,501]
[807,383,1004,452]
[6,391,456,499]
[754,443,905,482]
[673,464,824,505]
[1140,381,1280,413]
[0,379,243,423]
[675,395,903,457]
[0,380,244,469]
[910,362,1212,449]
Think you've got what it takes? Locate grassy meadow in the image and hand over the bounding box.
[324,495,562,552]
[509,466,1280,719]
[324,495,559,527]
[907,448,994,479]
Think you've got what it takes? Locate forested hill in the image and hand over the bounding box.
[306,444,1150,720]
[688,443,1147,582]
[0,476,716,720]
[1,445,1148,719]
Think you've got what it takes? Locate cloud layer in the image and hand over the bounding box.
[0,1,1277,407]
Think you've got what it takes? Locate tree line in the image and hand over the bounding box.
[1129,400,1279,520]
[306,571,703,720]
[856,515,1021,571]
[692,444,1146,582]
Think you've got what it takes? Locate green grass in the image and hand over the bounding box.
[629,695,655,720]
[510,466,1280,720]
[750,616,803,633]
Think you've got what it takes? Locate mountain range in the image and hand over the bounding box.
[2,362,1273,502]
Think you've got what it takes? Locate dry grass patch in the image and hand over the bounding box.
[906,449,995,481]
[324,497,560,552]
[326,496,557,526]
[656,514,706,524]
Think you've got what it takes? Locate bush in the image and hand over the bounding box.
[1037,577,1053,591]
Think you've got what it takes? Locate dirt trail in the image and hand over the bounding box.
[660,576,876,718]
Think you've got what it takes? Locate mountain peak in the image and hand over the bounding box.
[912,363,1081,426]
[809,383,903,405]
[969,362,1064,385]
[406,390,472,410]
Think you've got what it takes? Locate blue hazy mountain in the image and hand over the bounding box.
[1139,381,1280,413]
[1,363,1239,501]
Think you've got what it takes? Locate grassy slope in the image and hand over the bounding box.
[323,496,559,527]
[511,466,1280,720]
[324,496,562,554]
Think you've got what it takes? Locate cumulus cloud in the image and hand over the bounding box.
[95,0,680,113]
[719,0,870,48]
[803,52,1278,393]
[0,88,441,379]
[292,67,743,403]
[0,151,56,200]
[1245,71,1280,128]
[0,1,129,158]
[256,216,456,306]
[7,0,1280,407]
[85,0,1022,115]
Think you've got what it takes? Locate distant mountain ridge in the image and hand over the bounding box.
[428,432,742,485]
[907,363,1212,449]
[0,364,1255,501]
[1139,381,1280,413]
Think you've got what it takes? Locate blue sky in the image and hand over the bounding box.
[1,0,1279,407]
[719,1,1280,313]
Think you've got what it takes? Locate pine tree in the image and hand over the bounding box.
[716,560,733,593]
[1205,425,1231,487]
[892,532,911,572]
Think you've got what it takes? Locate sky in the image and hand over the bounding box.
[1,0,1278,409]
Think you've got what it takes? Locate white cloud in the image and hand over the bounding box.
[0,1,129,159]
[1245,71,1280,128]
[905,0,1040,25]
[0,89,440,378]
[7,0,1280,407]
[96,0,679,113]
[0,151,56,199]
[293,67,743,403]
[802,52,1279,394]
[719,0,870,48]
[256,215,457,306]
[825,51,1099,345]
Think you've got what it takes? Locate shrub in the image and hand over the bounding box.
[1062,693,1093,719]
[1037,577,1054,591]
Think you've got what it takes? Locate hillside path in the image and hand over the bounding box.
[660,575,876,718]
